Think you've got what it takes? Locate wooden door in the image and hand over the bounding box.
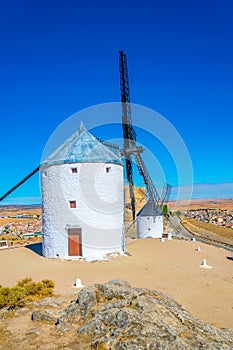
[68,228,82,256]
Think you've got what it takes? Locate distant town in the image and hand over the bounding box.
[0,209,42,247]
[0,202,233,249]
[183,208,233,229]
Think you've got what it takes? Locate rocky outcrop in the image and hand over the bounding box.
[34,279,233,349]
[31,309,60,323]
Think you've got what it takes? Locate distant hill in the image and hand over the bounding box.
[124,186,146,222]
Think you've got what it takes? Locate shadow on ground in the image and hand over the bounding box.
[26,242,42,256]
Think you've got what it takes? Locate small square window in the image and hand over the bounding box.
[69,201,76,208]
[71,168,78,174]
[106,167,111,173]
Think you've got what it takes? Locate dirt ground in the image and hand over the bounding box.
[0,238,232,330]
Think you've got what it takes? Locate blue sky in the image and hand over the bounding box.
[0,0,233,202]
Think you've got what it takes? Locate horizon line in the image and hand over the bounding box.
[0,182,232,205]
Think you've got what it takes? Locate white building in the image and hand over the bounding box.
[40,122,124,259]
[136,201,163,238]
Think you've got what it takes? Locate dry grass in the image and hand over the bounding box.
[182,218,233,242]
[0,218,34,225]
[0,206,41,217]
[0,277,55,309]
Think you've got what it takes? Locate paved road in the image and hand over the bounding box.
[168,216,233,253]
[167,216,194,239]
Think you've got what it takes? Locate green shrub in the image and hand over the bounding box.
[162,205,168,216]
[0,277,55,310]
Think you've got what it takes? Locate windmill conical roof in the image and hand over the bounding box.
[136,200,162,217]
[42,122,123,166]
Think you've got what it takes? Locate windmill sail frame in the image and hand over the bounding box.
[119,50,171,221]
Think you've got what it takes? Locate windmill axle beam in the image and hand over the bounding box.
[121,146,144,156]
[0,166,40,203]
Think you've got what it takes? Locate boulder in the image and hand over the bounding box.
[77,286,97,317]
[77,281,233,349]
[31,310,59,323]
[31,280,233,349]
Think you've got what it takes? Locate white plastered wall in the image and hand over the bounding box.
[41,162,124,259]
[136,215,163,239]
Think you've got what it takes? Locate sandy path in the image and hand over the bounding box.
[0,239,232,329]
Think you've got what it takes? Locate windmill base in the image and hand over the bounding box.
[136,215,163,239]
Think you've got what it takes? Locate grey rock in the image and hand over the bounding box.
[55,286,97,325]
[76,280,233,349]
[78,318,107,337]
[76,286,97,317]
[95,280,133,302]
[64,301,81,317]
[102,279,131,289]
[32,309,59,323]
[55,303,81,326]
[32,297,64,308]
[30,280,233,349]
